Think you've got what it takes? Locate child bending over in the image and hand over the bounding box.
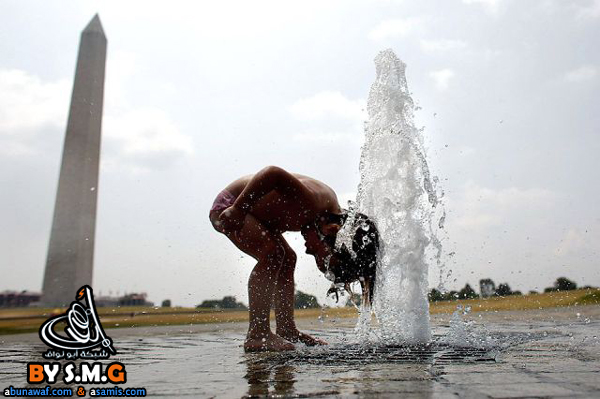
[209,166,379,352]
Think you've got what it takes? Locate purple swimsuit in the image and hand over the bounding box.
[210,189,237,212]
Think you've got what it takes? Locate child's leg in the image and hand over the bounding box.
[222,212,294,352]
[246,245,284,339]
[273,245,296,335]
[273,242,327,346]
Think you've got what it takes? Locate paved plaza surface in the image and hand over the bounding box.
[1,305,599,398]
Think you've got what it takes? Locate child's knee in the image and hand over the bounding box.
[257,242,286,264]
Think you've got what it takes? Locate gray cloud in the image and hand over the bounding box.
[0,0,598,306]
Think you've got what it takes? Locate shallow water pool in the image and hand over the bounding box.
[1,306,599,398]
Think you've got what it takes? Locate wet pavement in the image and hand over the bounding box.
[1,305,599,398]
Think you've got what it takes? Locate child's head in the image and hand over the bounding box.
[309,211,380,306]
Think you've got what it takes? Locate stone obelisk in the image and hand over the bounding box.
[41,15,107,307]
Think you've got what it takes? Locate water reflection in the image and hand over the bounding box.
[244,356,296,397]
[2,318,583,398]
[0,342,79,398]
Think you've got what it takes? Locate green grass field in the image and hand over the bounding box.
[1,288,598,335]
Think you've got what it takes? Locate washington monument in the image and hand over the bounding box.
[41,15,107,306]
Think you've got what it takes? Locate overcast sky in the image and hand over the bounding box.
[1,0,599,307]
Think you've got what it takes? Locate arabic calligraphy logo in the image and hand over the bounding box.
[39,285,116,356]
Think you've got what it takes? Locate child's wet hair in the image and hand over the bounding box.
[322,211,380,306]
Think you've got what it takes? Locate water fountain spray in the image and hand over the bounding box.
[348,49,445,344]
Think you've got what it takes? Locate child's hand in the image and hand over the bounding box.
[218,206,246,232]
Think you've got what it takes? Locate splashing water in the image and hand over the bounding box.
[441,306,499,349]
[347,49,445,344]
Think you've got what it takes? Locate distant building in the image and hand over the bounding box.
[118,293,153,307]
[94,295,120,307]
[41,15,107,307]
[94,292,153,307]
[0,290,153,308]
[0,290,41,308]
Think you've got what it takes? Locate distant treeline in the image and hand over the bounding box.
[196,296,247,310]
[429,277,596,302]
[164,278,594,309]
[192,290,321,310]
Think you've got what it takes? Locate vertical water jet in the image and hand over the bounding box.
[351,49,444,343]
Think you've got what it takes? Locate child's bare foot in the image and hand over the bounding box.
[244,332,296,352]
[277,329,328,346]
